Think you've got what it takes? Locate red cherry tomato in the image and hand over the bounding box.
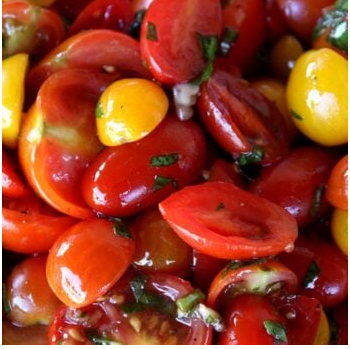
[197,70,289,164]
[82,116,207,217]
[250,146,338,227]
[219,293,288,345]
[46,218,135,308]
[326,155,348,211]
[265,0,289,42]
[68,0,133,36]
[48,270,213,344]
[140,0,222,84]
[160,181,298,260]
[278,236,348,308]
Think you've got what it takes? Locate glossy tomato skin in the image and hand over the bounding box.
[82,116,207,217]
[197,70,289,164]
[250,146,338,228]
[140,0,222,84]
[46,218,135,308]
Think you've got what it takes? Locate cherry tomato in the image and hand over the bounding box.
[286,48,348,146]
[131,208,192,278]
[249,146,338,227]
[5,255,62,326]
[197,70,289,164]
[2,0,65,60]
[140,0,222,84]
[46,218,135,308]
[48,271,213,344]
[68,0,133,35]
[82,115,207,217]
[278,236,348,308]
[331,208,348,256]
[265,0,289,42]
[131,0,154,12]
[19,69,115,219]
[159,181,298,260]
[326,155,348,211]
[219,293,288,345]
[276,0,334,42]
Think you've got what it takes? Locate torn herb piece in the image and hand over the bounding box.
[121,302,144,314]
[113,222,132,239]
[220,27,238,56]
[95,102,104,118]
[152,175,178,192]
[216,202,225,211]
[130,9,146,38]
[2,282,11,314]
[130,273,147,303]
[176,289,205,312]
[146,22,158,41]
[237,146,264,166]
[86,330,122,345]
[290,110,304,120]
[302,260,321,288]
[309,184,326,217]
[263,320,288,344]
[150,153,179,167]
[139,291,177,316]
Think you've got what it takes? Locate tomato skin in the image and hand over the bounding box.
[265,0,289,42]
[82,116,207,217]
[5,255,62,327]
[197,71,289,164]
[326,155,348,211]
[278,236,348,308]
[219,293,287,345]
[140,0,222,84]
[331,207,348,256]
[159,181,298,260]
[250,146,338,228]
[46,218,135,308]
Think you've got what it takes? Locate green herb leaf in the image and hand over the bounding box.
[302,260,321,288]
[216,202,225,211]
[130,9,146,38]
[2,283,11,314]
[86,330,122,345]
[220,27,238,56]
[130,273,147,303]
[152,175,178,192]
[290,110,304,120]
[263,320,288,344]
[146,22,158,41]
[335,0,348,12]
[113,222,132,239]
[139,291,177,316]
[237,146,264,166]
[150,153,179,167]
[221,260,245,277]
[95,102,104,118]
[121,302,144,314]
[309,184,326,217]
[176,289,205,312]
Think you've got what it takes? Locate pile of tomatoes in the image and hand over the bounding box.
[2,0,348,345]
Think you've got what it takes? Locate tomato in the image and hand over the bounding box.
[5,255,62,326]
[265,0,289,42]
[2,192,77,254]
[46,218,135,308]
[19,69,116,219]
[82,115,207,217]
[207,259,298,309]
[276,0,334,42]
[131,208,192,278]
[331,208,348,256]
[159,182,298,260]
[278,236,348,308]
[140,0,222,84]
[96,78,168,146]
[2,0,65,60]
[2,149,29,198]
[2,322,48,345]
[131,0,154,12]
[326,155,348,211]
[219,293,288,345]
[197,71,289,164]
[68,0,133,35]
[286,48,348,146]
[48,270,214,344]
[249,146,338,228]
[220,0,266,73]
[27,29,151,99]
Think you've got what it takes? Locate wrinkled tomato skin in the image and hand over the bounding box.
[82,116,207,217]
[250,146,338,227]
[278,236,348,308]
[197,70,289,164]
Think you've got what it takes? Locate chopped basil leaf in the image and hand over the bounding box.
[139,291,177,316]
[335,0,348,11]
[150,153,179,167]
[309,185,325,217]
[121,302,144,314]
[86,330,122,345]
[290,110,304,120]
[113,222,132,239]
[216,202,225,211]
[130,273,147,303]
[176,289,205,312]
[130,9,146,38]
[263,320,288,344]
[237,146,264,166]
[221,258,268,278]
[152,175,178,192]
[220,27,238,56]
[2,282,11,314]
[221,260,245,277]
[302,260,321,288]
[95,102,104,118]
[146,22,158,41]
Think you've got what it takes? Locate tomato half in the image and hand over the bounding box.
[159,181,298,260]
[46,218,135,308]
[140,0,222,84]
[48,270,213,344]
[82,115,207,217]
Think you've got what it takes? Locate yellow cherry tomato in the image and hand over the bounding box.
[331,207,348,256]
[286,48,348,146]
[2,53,29,148]
[96,78,169,146]
[313,310,330,345]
